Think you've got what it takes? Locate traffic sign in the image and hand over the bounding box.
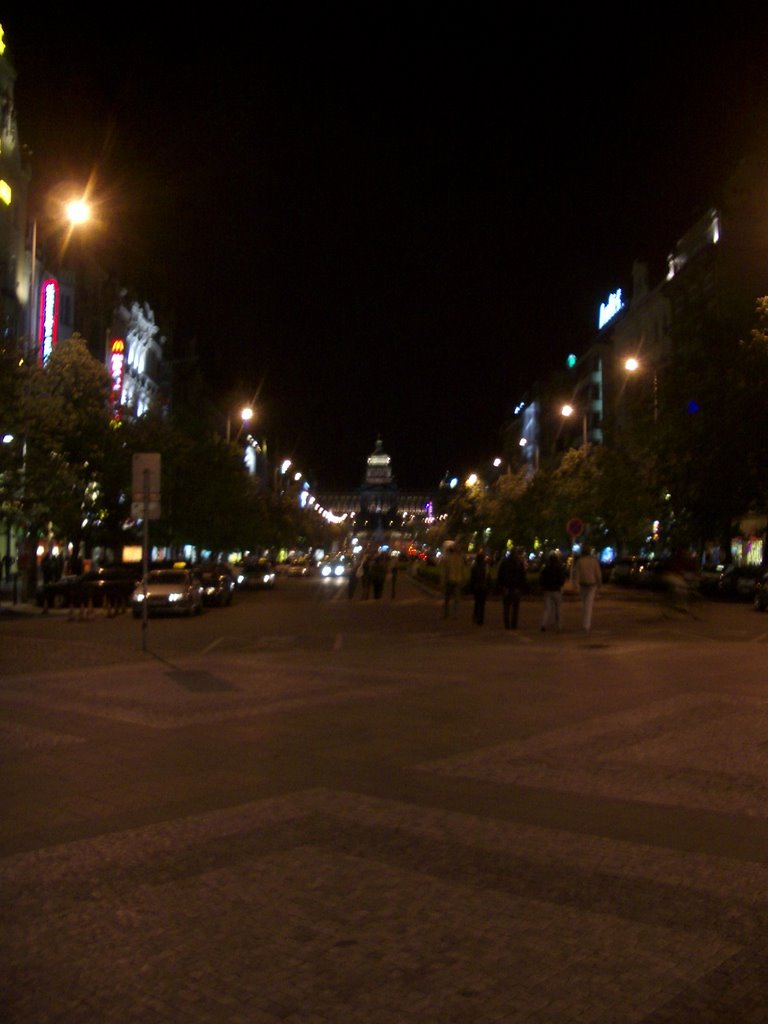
[131,452,162,520]
[566,517,584,538]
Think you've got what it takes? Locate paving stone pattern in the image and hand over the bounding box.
[2,615,768,1021]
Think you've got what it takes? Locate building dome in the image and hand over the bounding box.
[365,435,393,487]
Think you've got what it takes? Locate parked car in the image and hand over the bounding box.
[193,563,237,606]
[36,573,83,608]
[131,568,203,618]
[698,562,725,596]
[716,564,763,600]
[275,556,311,577]
[608,557,641,585]
[37,565,141,610]
[753,571,768,611]
[632,559,673,590]
[235,559,276,589]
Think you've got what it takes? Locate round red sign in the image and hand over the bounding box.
[566,518,584,538]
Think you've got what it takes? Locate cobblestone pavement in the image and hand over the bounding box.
[2,591,768,1022]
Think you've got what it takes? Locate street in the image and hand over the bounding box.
[2,574,768,1022]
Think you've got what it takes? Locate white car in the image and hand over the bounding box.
[131,568,203,618]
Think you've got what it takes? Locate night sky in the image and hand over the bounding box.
[7,15,768,490]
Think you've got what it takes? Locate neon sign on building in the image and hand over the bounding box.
[38,278,59,365]
[598,288,624,330]
[109,338,125,415]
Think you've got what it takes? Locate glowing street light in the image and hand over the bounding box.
[623,355,658,422]
[65,198,90,225]
[27,192,92,364]
[561,403,588,447]
[226,404,254,443]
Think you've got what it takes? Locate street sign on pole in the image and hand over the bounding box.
[131,453,161,652]
[131,453,161,520]
[566,517,584,538]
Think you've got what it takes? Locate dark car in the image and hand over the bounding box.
[37,565,141,611]
[235,559,276,589]
[193,563,236,606]
[608,557,641,585]
[752,571,768,611]
[36,573,83,609]
[717,564,763,600]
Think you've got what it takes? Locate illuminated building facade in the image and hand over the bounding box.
[109,295,166,418]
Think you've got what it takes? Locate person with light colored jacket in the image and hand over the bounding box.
[573,544,602,631]
[440,541,465,618]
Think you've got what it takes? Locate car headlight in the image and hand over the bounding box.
[321,565,331,577]
[134,593,145,602]
[334,565,344,576]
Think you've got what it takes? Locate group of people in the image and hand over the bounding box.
[441,542,604,632]
[348,551,400,600]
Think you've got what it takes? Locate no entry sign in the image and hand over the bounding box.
[566,517,584,538]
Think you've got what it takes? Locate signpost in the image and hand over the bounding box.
[566,517,584,539]
[132,453,161,650]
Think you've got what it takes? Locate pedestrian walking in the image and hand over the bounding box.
[496,548,527,629]
[539,551,567,631]
[573,544,602,631]
[389,555,400,598]
[370,553,387,599]
[360,553,372,599]
[348,559,360,599]
[440,541,464,618]
[469,548,491,626]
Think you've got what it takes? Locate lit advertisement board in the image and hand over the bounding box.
[38,278,59,365]
[598,288,623,330]
[110,338,125,414]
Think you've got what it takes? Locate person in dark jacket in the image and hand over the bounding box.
[496,548,527,629]
[469,549,491,625]
[539,551,567,631]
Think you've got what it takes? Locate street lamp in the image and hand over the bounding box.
[561,404,588,447]
[624,355,658,423]
[27,192,92,363]
[227,405,253,444]
[274,458,292,494]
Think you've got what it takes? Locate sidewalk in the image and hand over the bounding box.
[2,587,768,1021]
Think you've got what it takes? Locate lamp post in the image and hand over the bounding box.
[27,193,92,363]
[274,458,292,494]
[227,405,253,444]
[20,192,92,601]
[624,356,658,423]
[561,403,588,447]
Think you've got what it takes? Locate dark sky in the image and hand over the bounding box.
[6,15,768,490]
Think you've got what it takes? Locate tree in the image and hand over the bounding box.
[482,467,531,552]
[19,336,113,565]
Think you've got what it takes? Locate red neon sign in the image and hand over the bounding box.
[38,278,59,365]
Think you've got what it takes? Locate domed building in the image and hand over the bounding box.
[358,436,399,539]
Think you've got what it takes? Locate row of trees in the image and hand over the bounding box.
[3,296,767,583]
[0,336,338,591]
[431,298,768,561]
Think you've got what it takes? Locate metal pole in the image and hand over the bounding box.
[142,468,149,651]
[28,218,37,360]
